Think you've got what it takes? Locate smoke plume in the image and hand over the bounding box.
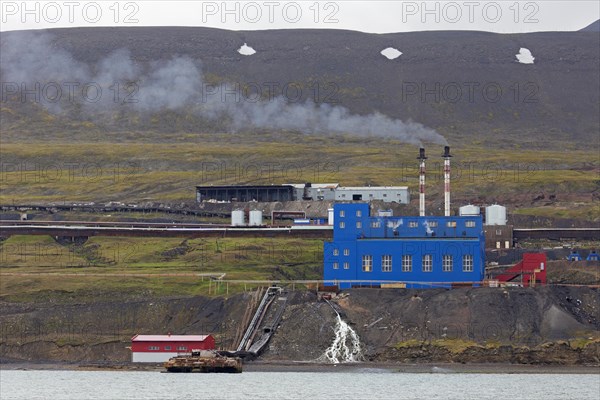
[0,31,448,146]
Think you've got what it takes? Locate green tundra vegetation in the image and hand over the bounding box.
[0,235,323,302]
[1,132,598,221]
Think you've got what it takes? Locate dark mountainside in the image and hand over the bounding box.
[1,27,599,147]
[580,19,600,32]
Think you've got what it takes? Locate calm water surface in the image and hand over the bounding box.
[1,370,599,400]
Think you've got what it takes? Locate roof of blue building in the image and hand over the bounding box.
[333,203,483,241]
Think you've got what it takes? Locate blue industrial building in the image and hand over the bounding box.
[323,203,485,289]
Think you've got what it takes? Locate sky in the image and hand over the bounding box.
[0,0,598,33]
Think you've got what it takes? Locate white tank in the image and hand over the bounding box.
[485,204,507,225]
[328,208,334,225]
[231,210,245,226]
[249,210,263,226]
[459,204,480,216]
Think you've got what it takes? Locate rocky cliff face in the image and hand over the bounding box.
[1,286,598,365]
[263,286,599,364]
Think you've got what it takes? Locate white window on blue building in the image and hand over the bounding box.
[466,220,476,228]
[463,255,474,272]
[371,221,380,228]
[356,221,362,229]
[340,221,345,229]
[333,248,339,256]
[344,248,350,256]
[409,221,418,228]
[382,255,392,272]
[340,210,345,217]
[429,221,438,227]
[333,262,339,269]
[356,210,362,217]
[447,221,457,228]
[422,254,432,272]
[343,262,350,269]
[402,255,412,272]
[443,255,453,272]
[362,255,373,272]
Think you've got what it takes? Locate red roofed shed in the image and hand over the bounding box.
[131,334,215,362]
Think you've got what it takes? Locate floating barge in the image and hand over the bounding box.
[164,350,242,373]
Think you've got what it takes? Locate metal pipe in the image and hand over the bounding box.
[442,146,452,216]
[417,148,427,216]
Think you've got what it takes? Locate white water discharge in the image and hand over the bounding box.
[318,308,363,364]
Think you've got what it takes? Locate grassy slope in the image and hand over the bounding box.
[1,136,598,220]
[0,235,323,302]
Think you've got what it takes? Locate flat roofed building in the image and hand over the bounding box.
[131,334,215,362]
[196,185,295,202]
[196,184,409,203]
[334,186,409,203]
[323,203,485,289]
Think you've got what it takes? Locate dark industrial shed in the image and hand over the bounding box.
[196,185,295,202]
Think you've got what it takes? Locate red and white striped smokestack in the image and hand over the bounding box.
[417,148,427,216]
[442,146,452,217]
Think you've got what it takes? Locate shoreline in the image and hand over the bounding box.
[1,360,598,374]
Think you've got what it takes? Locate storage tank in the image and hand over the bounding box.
[231,210,245,226]
[249,210,263,226]
[459,204,480,216]
[485,204,507,225]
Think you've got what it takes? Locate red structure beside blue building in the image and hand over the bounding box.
[323,203,485,289]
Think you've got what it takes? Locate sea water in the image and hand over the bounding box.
[1,370,599,400]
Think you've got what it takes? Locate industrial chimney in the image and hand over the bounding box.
[417,148,427,216]
[442,146,452,216]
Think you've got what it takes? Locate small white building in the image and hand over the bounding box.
[334,186,409,203]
